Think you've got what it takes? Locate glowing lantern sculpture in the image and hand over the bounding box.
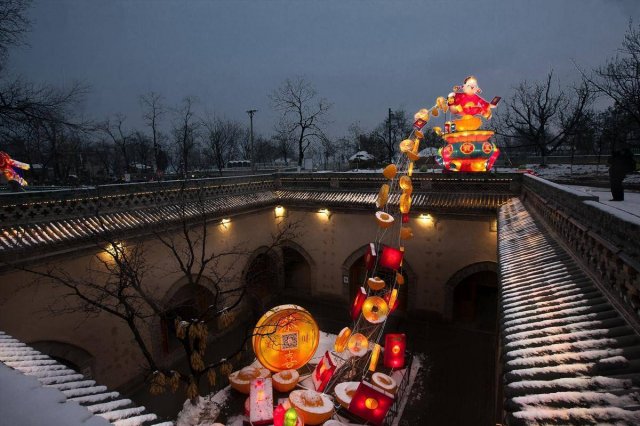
[429,75,500,172]
[384,333,406,369]
[312,351,337,392]
[252,304,320,372]
[0,151,30,187]
[249,378,274,425]
[362,296,389,324]
[348,381,394,426]
[379,245,403,270]
[351,287,367,320]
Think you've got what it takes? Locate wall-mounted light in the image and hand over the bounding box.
[418,213,436,227]
[220,218,231,229]
[318,208,332,220]
[490,218,498,232]
[274,205,286,219]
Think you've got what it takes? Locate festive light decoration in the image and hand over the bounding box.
[375,211,394,229]
[274,404,286,426]
[367,276,385,291]
[0,151,30,187]
[400,226,413,240]
[363,243,377,271]
[249,378,274,425]
[347,333,369,357]
[348,381,394,426]
[384,333,406,369]
[371,372,397,394]
[334,327,352,352]
[382,164,397,179]
[385,288,399,313]
[399,175,412,192]
[284,407,303,426]
[379,246,403,270]
[376,184,389,208]
[430,75,500,172]
[252,305,320,372]
[369,343,381,372]
[351,287,367,320]
[289,390,333,425]
[335,381,359,409]
[362,296,389,324]
[229,366,271,394]
[312,351,337,392]
[272,369,299,393]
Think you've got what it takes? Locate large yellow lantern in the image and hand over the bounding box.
[252,304,320,372]
[362,296,389,324]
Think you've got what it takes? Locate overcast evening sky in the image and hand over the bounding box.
[8,0,640,139]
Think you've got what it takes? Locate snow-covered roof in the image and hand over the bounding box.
[349,151,375,161]
[498,199,640,425]
[0,331,171,426]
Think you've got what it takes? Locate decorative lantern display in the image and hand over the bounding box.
[399,176,412,192]
[384,333,406,369]
[363,243,377,271]
[367,276,385,291]
[399,193,412,214]
[371,372,398,394]
[289,390,333,425]
[382,164,397,180]
[334,327,352,352]
[396,272,405,285]
[362,296,389,324]
[399,139,414,152]
[252,305,320,372]
[273,404,286,426]
[375,211,395,229]
[284,407,304,426]
[335,381,359,409]
[379,245,403,270]
[0,151,30,187]
[312,351,337,392]
[348,381,394,426]
[401,213,410,224]
[385,289,399,313]
[400,226,413,240]
[351,287,367,320]
[347,333,369,357]
[376,184,389,208]
[369,343,381,372]
[229,366,271,394]
[272,369,300,393]
[249,378,274,425]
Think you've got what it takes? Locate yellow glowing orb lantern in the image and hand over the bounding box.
[252,304,320,372]
[362,296,389,324]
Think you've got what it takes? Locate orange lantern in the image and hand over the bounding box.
[399,193,412,214]
[347,333,369,357]
[405,150,420,162]
[289,390,333,425]
[396,272,405,285]
[399,176,412,192]
[272,369,300,393]
[334,327,352,352]
[375,211,395,229]
[382,164,397,180]
[385,289,399,313]
[362,296,389,324]
[376,184,389,208]
[252,305,320,372]
[368,344,381,372]
[367,276,385,291]
[399,139,414,153]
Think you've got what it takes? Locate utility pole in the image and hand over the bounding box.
[246,109,257,173]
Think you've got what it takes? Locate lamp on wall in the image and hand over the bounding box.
[220,218,231,229]
[490,218,497,232]
[274,205,287,219]
[318,208,332,220]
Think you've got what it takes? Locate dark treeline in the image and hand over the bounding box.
[1,1,639,185]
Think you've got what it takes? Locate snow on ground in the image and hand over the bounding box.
[0,362,110,426]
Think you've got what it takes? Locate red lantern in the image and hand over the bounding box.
[351,286,367,320]
[312,351,336,392]
[379,245,403,270]
[273,404,286,426]
[401,213,410,224]
[384,333,406,369]
[384,289,399,313]
[348,381,394,426]
[363,243,377,271]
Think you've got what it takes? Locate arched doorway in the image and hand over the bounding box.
[445,262,498,329]
[245,250,279,302]
[282,245,312,296]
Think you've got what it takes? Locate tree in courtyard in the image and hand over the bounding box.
[270,77,332,168]
[140,91,167,176]
[17,183,301,401]
[172,96,200,179]
[495,71,592,164]
[201,115,243,173]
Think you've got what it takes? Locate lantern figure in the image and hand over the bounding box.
[363,243,377,271]
[384,333,406,369]
[351,287,367,320]
[379,245,403,270]
[334,327,352,352]
[382,164,397,180]
[348,381,394,426]
[369,343,381,372]
[250,378,274,425]
[347,333,369,357]
[312,351,336,392]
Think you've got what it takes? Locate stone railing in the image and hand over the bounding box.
[521,175,640,320]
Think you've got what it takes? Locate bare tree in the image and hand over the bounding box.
[0,0,30,66]
[583,22,640,129]
[201,115,243,173]
[372,109,411,162]
[270,77,331,168]
[495,71,592,164]
[172,96,199,179]
[99,114,131,177]
[17,185,301,401]
[140,91,166,174]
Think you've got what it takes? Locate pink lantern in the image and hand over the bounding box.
[379,245,403,270]
[384,333,406,369]
[250,377,274,425]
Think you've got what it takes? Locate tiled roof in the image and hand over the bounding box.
[498,199,640,425]
[0,331,171,426]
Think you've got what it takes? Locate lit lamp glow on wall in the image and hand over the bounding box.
[220,218,231,228]
[275,205,286,219]
[383,333,406,369]
[312,351,337,392]
[379,245,404,270]
[317,208,331,220]
[348,381,394,426]
[249,377,273,425]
